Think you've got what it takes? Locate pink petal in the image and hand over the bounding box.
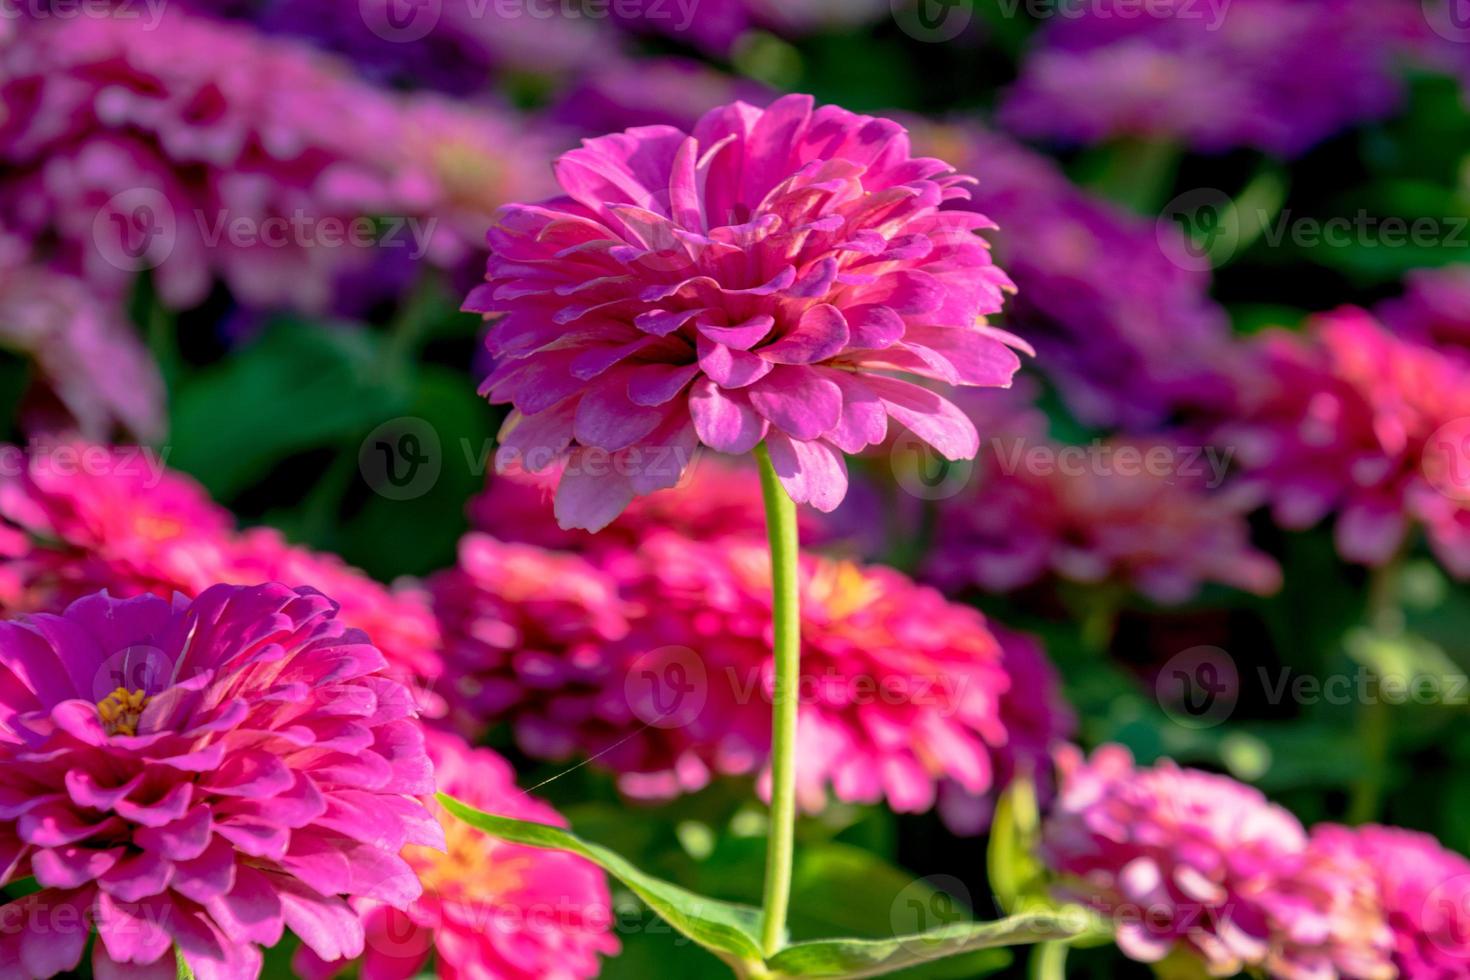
[689,378,768,454]
[746,366,843,440]
[765,435,849,512]
[760,304,850,364]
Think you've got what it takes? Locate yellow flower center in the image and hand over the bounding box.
[96,687,150,737]
[806,560,882,620]
[407,808,529,905]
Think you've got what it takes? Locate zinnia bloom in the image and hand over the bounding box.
[1041,745,1395,978]
[0,442,444,686]
[1307,824,1470,978]
[924,419,1281,604]
[1222,308,1470,577]
[435,527,1037,824]
[1377,266,1470,357]
[0,235,164,441]
[429,534,633,743]
[466,94,1023,531]
[999,0,1413,157]
[0,585,443,978]
[296,730,619,980]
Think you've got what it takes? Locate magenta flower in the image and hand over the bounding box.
[0,442,445,687]
[999,0,1413,157]
[296,730,619,980]
[435,527,1042,824]
[0,235,164,441]
[925,424,1281,604]
[429,534,633,744]
[1378,266,1470,357]
[1308,824,1470,978]
[466,94,1023,531]
[1041,746,1395,978]
[1222,308,1470,577]
[0,585,442,978]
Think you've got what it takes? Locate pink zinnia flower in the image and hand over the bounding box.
[435,528,1036,823]
[1223,308,1470,577]
[466,94,1023,531]
[1041,745,1395,978]
[0,443,444,686]
[925,424,1281,604]
[0,585,442,978]
[429,534,633,744]
[297,730,619,980]
[1308,824,1470,978]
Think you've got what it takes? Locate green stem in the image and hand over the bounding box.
[1348,559,1405,824]
[754,442,801,958]
[176,948,195,980]
[1029,940,1068,980]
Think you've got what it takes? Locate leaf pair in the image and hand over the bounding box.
[438,795,1083,979]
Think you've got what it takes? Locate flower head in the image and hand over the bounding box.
[0,585,442,978]
[925,425,1281,604]
[1308,824,1470,978]
[466,94,1023,531]
[1378,266,1470,356]
[1000,0,1412,156]
[1041,745,1395,978]
[296,730,619,980]
[1223,308,1470,577]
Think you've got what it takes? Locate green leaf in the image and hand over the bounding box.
[987,777,1044,916]
[764,912,1081,978]
[168,320,410,498]
[437,795,766,965]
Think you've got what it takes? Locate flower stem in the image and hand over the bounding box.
[754,442,801,957]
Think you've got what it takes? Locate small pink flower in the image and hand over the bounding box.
[1041,746,1396,979]
[1224,308,1470,577]
[1308,824,1470,979]
[466,93,1023,531]
[296,730,619,980]
[0,585,443,979]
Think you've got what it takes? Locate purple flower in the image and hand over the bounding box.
[911,120,1241,427]
[466,94,1023,530]
[1000,0,1413,157]
[551,58,775,137]
[0,585,443,978]
[1378,266,1470,357]
[1308,824,1470,978]
[1041,746,1396,978]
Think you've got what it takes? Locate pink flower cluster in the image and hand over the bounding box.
[431,518,1072,828]
[467,94,1024,531]
[1043,746,1470,979]
[297,730,619,980]
[924,385,1281,604]
[0,585,442,978]
[1223,307,1470,577]
[0,8,551,314]
[0,443,444,687]
[1000,0,1413,157]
